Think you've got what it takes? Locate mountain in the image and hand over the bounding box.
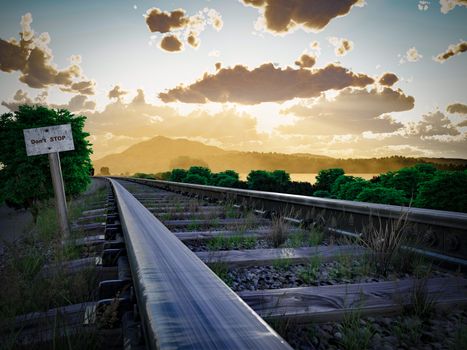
[92,136,467,175]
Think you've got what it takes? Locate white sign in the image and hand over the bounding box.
[23,124,75,156]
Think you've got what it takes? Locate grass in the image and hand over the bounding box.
[269,215,289,248]
[272,257,292,270]
[285,227,324,248]
[0,179,108,348]
[206,235,257,251]
[210,261,233,286]
[339,310,374,350]
[393,316,423,346]
[298,255,321,284]
[329,253,354,280]
[359,210,413,276]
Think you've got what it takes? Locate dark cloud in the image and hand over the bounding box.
[379,73,399,86]
[458,120,467,127]
[145,7,222,52]
[159,63,374,104]
[160,34,183,52]
[51,95,96,112]
[2,89,95,112]
[145,8,189,33]
[294,53,316,68]
[108,85,128,100]
[328,37,354,56]
[187,32,200,48]
[410,111,460,136]
[241,0,362,33]
[434,40,467,62]
[0,14,95,94]
[280,87,413,134]
[447,103,467,115]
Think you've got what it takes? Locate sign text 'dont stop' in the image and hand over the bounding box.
[23,124,75,156]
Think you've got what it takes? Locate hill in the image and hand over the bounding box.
[92,136,467,175]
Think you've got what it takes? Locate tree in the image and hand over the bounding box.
[414,170,467,212]
[186,166,212,183]
[336,178,370,201]
[314,168,345,192]
[169,168,187,182]
[0,105,93,220]
[183,173,207,185]
[100,167,110,175]
[356,186,407,206]
[379,164,435,201]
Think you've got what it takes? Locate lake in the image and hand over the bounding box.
[239,173,379,184]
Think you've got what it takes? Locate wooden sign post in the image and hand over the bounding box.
[23,124,75,238]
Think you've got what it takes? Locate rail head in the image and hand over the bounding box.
[108,179,291,350]
[123,177,467,230]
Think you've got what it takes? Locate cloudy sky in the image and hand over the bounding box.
[1,0,466,160]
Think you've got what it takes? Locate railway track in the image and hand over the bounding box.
[6,177,467,349]
[102,178,467,349]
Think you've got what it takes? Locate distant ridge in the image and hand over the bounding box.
[93,136,467,175]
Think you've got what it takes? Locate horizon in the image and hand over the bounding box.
[1,1,466,160]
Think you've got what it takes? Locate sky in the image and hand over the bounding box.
[1,0,466,160]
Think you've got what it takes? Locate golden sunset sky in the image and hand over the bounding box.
[1,0,466,160]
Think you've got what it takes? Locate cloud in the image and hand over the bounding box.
[410,110,460,136]
[399,47,423,63]
[2,89,95,112]
[439,0,467,13]
[280,87,413,135]
[84,89,267,158]
[378,73,399,86]
[328,37,354,56]
[144,8,189,33]
[51,95,96,112]
[241,0,363,33]
[215,62,222,70]
[418,1,430,10]
[187,32,200,48]
[447,103,467,114]
[108,85,128,100]
[434,40,467,62]
[144,7,223,52]
[159,63,374,104]
[160,34,184,52]
[0,13,95,94]
[294,53,316,68]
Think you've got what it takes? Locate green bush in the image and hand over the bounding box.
[379,164,435,201]
[182,173,208,185]
[169,168,187,182]
[247,170,290,192]
[336,178,370,201]
[313,190,332,198]
[314,168,345,192]
[133,172,155,179]
[356,186,407,206]
[414,170,467,212]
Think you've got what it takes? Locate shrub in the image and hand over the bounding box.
[133,172,155,179]
[314,168,345,192]
[336,178,370,200]
[414,170,467,212]
[356,186,407,206]
[379,164,435,201]
[247,170,281,192]
[169,168,187,182]
[286,181,314,196]
[183,173,207,185]
[313,190,331,198]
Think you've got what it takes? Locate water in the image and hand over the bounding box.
[239,173,379,184]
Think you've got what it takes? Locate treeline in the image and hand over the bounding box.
[133,164,467,212]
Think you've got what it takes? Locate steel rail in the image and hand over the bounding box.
[108,179,291,350]
[123,178,467,262]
